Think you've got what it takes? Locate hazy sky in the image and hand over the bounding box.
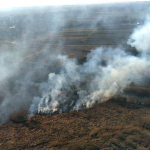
[0,0,148,9]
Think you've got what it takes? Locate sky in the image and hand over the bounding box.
[0,0,148,9]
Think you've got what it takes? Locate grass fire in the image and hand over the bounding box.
[0,2,150,149]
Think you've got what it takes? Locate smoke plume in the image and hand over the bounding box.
[34,43,150,115]
[31,16,150,115]
[0,5,150,124]
[127,20,150,52]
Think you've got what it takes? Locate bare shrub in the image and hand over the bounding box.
[109,138,120,146]
[143,98,150,106]
[134,115,150,130]
[10,108,28,123]
[67,142,99,150]
[115,131,126,140]
[127,95,139,104]
[141,130,150,147]
[125,138,137,149]
[50,139,68,147]
[89,128,99,138]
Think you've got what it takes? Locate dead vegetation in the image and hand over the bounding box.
[0,2,150,150]
[9,108,28,123]
[0,100,150,149]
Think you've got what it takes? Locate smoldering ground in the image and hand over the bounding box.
[0,4,149,125]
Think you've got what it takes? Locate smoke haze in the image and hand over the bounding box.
[36,45,150,115]
[0,3,150,124]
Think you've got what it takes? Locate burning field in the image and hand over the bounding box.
[1,100,150,149]
[0,2,150,149]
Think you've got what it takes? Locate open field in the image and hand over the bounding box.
[0,2,150,149]
[1,100,150,149]
[0,2,146,69]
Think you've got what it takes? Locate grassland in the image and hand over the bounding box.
[1,100,150,149]
[0,2,150,149]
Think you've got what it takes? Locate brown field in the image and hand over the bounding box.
[0,2,150,149]
[1,100,150,149]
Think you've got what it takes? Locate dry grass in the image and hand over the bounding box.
[0,100,150,150]
[10,108,28,123]
[134,115,150,130]
[50,139,68,147]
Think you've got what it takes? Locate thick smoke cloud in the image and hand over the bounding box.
[0,5,150,124]
[33,13,150,114]
[127,21,150,52]
[34,44,150,115]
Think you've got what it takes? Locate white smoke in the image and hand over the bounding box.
[0,50,23,84]
[37,55,80,114]
[0,5,150,125]
[127,20,150,52]
[30,36,150,115]
[30,16,150,114]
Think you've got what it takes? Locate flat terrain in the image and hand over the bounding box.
[1,100,150,150]
[0,2,148,63]
[0,2,150,149]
